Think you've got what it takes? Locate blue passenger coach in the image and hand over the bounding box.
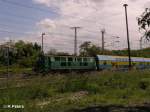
[96,55,150,70]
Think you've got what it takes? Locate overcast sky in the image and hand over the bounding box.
[0,0,150,53]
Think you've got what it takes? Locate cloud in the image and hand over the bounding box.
[33,0,51,5]
[130,0,139,2]
[32,0,150,53]
[37,18,56,31]
[33,0,105,7]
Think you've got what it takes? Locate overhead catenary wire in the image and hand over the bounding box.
[0,29,98,42]
[0,28,102,46]
[0,20,120,42]
[0,22,108,44]
[0,28,126,51]
[0,29,74,38]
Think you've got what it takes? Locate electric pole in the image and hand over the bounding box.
[101,29,105,54]
[3,39,11,88]
[4,44,10,80]
[41,33,45,54]
[123,4,132,69]
[139,36,144,50]
[70,27,81,56]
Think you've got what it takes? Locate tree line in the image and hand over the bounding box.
[0,40,41,68]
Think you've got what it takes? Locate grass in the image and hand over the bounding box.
[0,66,32,76]
[0,70,150,112]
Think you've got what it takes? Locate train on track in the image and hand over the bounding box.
[35,55,150,72]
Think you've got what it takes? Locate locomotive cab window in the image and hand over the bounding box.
[74,58,77,62]
[90,58,93,62]
[68,57,73,62]
[55,57,60,61]
[50,57,55,61]
[83,58,87,62]
[80,62,83,66]
[77,58,82,62]
[61,57,66,61]
[84,62,88,66]
[48,57,51,62]
[61,62,66,66]
[87,58,90,61]
[68,62,71,66]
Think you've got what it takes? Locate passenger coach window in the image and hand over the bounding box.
[133,63,136,66]
[103,61,107,65]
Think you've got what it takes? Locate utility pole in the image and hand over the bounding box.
[7,46,9,79]
[41,33,45,54]
[139,36,144,50]
[4,45,10,80]
[101,29,105,54]
[70,27,81,56]
[123,4,132,69]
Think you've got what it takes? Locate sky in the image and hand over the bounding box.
[0,0,150,54]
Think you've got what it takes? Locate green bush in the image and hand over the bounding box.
[138,78,150,90]
[58,79,87,93]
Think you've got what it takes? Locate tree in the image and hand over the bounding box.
[47,48,57,55]
[14,41,41,67]
[56,52,69,56]
[33,42,41,51]
[79,41,102,56]
[138,8,150,40]
[87,45,102,56]
[79,41,92,56]
[0,40,41,67]
[46,48,70,56]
